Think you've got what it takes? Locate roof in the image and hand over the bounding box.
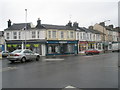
[5,23,32,30]
[42,24,74,30]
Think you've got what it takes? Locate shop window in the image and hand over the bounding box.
[98,44,101,50]
[67,44,74,53]
[48,44,60,54]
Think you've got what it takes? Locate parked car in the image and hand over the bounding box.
[7,49,40,63]
[85,49,100,55]
[2,51,9,57]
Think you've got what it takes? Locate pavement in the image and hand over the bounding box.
[1,52,119,89]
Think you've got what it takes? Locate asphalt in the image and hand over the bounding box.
[1,52,119,89]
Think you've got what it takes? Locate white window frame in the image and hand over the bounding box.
[70,31,74,38]
[60,31,64,39]
[48,31,51,38]
[38,31,39,38]
[52,31,57,39]
[6,32,9,39]
[19,32,21,39]
[13,32,17,39]
[32,31,36,38]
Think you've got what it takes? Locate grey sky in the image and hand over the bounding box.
[0,0,119,31]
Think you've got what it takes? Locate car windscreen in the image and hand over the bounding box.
[12,50,22,53]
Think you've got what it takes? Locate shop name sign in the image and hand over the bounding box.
[59,41,67,43]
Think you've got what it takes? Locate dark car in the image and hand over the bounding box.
[85,49,100,55]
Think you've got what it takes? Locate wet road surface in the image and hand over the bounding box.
[1,52,119,88]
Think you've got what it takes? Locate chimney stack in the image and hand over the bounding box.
[7,19,11,27]
[89,26,93,30]
[66,21,72,27]
[108,25,114,28]
[73,22,79,28]
[99,22,105,26]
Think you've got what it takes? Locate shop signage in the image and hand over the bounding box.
[7,44,11,47]
[34,44,39,47]
[13,44,17,47]
[59,41,67,43]
[26,44,30,47]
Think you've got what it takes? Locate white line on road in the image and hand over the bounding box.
[0,67,17,72]
[44,58,64,61]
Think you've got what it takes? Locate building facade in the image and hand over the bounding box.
[93,22,119,51]
[0,31,5,52]
[4,19,46,56]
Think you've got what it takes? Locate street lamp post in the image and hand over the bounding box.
[25,9,27,49]
[102,20,110,53]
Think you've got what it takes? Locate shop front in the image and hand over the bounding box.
[0,44,4,52]
[79,41,88,52]
[88,41,96,49]
[46,40,78,55]
[6,40,46,56]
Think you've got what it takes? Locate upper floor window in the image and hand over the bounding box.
[19,32,21,39]
[6,33,9,39]
[52,31,56,39]
[60,31,64,39]
[80,33,82,39]
[83,33,86,40]
[67,31,69,39]
[70,31,74,38]
[13,32,17,39]
[48,31,51,38]
[86,33,89,40]
[90,34,92,40]
[77,32,79,40]
[32,31,36,38]
[38,31,39,38]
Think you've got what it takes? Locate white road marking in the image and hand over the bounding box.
[65,85,76,88]
[0,67,17,72]
[83,56,93,57]
[44,58,64,61]
[64,85,83,90]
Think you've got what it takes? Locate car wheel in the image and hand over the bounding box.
[21,57,26,63]
[36,56,40,61]
[10,61,15,63]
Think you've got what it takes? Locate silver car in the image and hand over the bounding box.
[7,49,40,63]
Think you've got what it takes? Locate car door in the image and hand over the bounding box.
[23,50,31,60]
[28,50,36,60]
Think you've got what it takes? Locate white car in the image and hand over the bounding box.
[7,49,40,63]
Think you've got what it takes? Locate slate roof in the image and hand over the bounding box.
[78,27,104,34]
[42,24,74,30]
[5,23,32,30]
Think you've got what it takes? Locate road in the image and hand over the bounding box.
[1,52,119,88]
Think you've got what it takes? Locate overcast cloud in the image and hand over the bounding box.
[0,0,119,31]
